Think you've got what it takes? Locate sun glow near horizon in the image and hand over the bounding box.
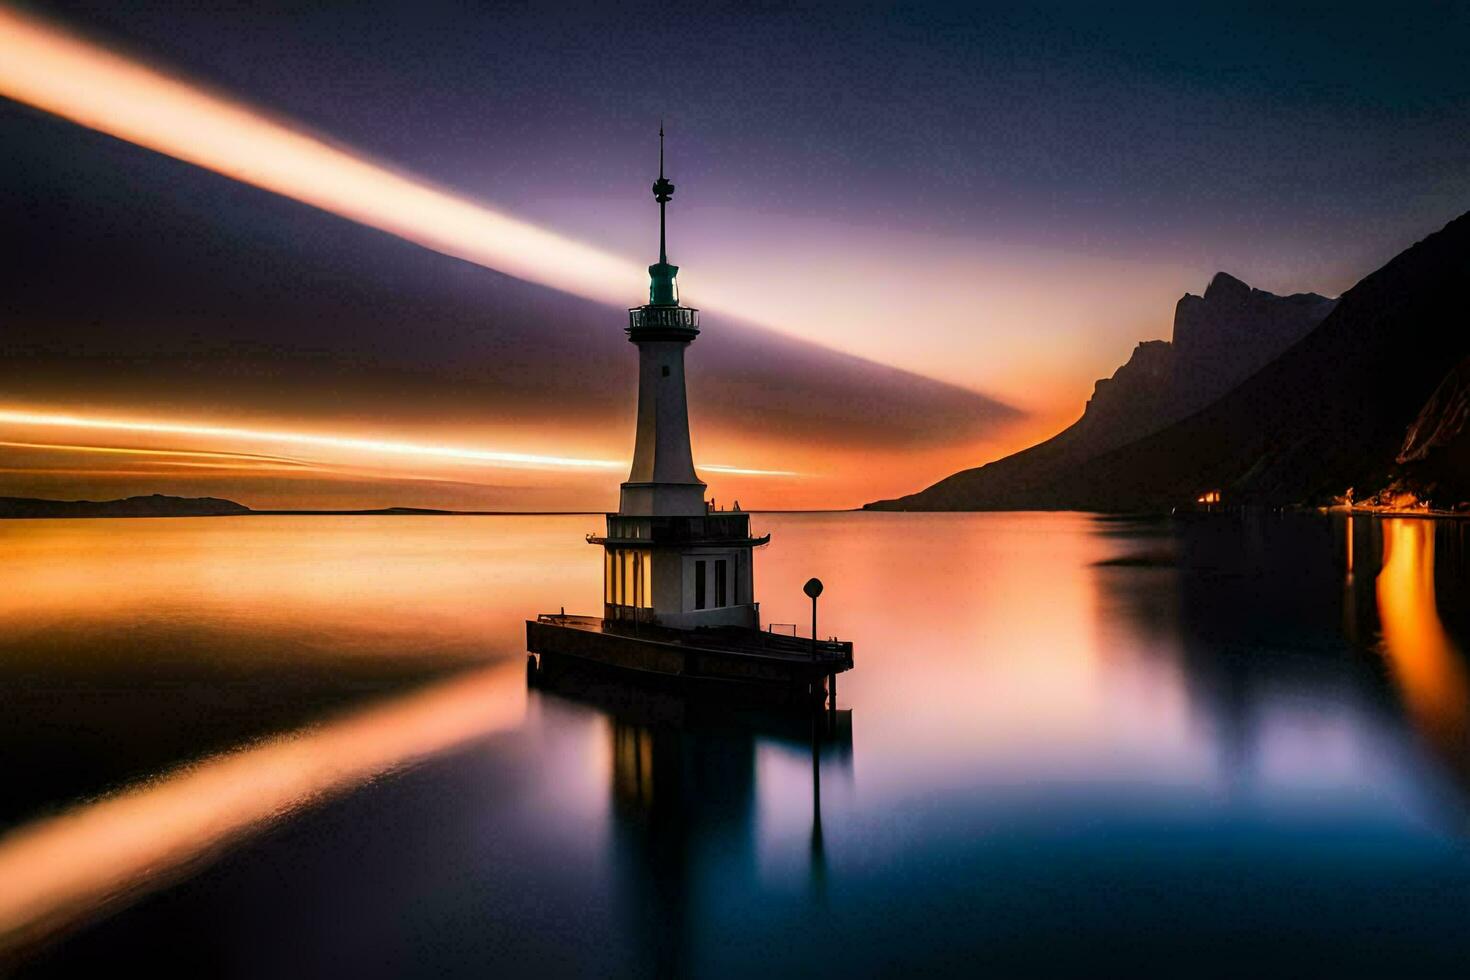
[0,407,799,480]
[0,4,1110,510]
[0,4,1100,415]
[0,6,951,507]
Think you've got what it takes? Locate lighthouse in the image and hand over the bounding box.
[591,129,768,629]
[618,127,705,519]
[528,131,852,702]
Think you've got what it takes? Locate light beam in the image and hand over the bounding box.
[0,6,655,309]
[0,408,799,477]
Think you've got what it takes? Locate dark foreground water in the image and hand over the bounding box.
[2,512,1469,977]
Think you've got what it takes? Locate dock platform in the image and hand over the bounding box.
[526,614,854,705]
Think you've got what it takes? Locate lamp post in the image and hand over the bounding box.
[804,577,836,711]
[804,577,823,661]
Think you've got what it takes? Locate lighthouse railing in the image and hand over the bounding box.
[627,306,700,331]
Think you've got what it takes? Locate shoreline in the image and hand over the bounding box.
[6,501,1468,521]
[0,505,867,520]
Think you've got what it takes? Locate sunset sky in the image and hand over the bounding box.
[3,1,1468,510]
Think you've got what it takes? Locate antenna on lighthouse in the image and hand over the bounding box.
[652,124,675,266]
[647,124,679,307]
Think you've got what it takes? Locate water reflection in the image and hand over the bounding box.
[8,512,1470,975]
[533,664,852,976]
[0,663,524,956]
[0,515,587,825]
[1091,512,1470,825]
[1376,519,1470,779]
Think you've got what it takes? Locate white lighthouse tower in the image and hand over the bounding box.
[592,129,767,629]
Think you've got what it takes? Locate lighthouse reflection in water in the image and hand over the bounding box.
[7,511,1470,975]
[561,671,852,975]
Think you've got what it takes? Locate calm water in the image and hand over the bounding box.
[2,512,1470,976]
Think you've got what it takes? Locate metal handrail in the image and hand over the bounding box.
[537,612,601,627]
[627,306,700,331]
[537,612,851,662]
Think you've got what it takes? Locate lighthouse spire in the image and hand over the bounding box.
[648,125,679,306]
[657,124,669,264]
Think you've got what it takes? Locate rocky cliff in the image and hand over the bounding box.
[1395,356,1470,506]
[1172,273,1337,409]
[868,273,1335,510]
[964,209,1470,512]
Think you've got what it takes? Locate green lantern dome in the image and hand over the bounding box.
[627,127,699,341]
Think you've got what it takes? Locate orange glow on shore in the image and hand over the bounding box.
[0,664,526,953]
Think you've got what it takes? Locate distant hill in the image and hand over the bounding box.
[868,273,1335,510]
[1050,210,1470,511]
[0,497,546,517]
[0,497,602,518]
[0,494,252,518]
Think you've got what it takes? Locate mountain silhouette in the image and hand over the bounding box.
[1171,273,1337,406]
[871,210,1470,512]
[1396,355,1470,507]
[869,273,1335,509]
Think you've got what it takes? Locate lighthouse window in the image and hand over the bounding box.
[695,560,706,610]
[661,365,670,377]
[608,549,652,611]
[715,560,728,608]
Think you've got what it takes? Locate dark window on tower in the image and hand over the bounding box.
[715,560,728,608]
[661,365,670,377]
[695,560,706,610]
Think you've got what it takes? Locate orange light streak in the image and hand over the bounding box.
[0,4,1054,438]
[0,664,525,953]
[0,408,620,470]
[0,6,642,309]
[0,408,798,477]
[0,439,314,467]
